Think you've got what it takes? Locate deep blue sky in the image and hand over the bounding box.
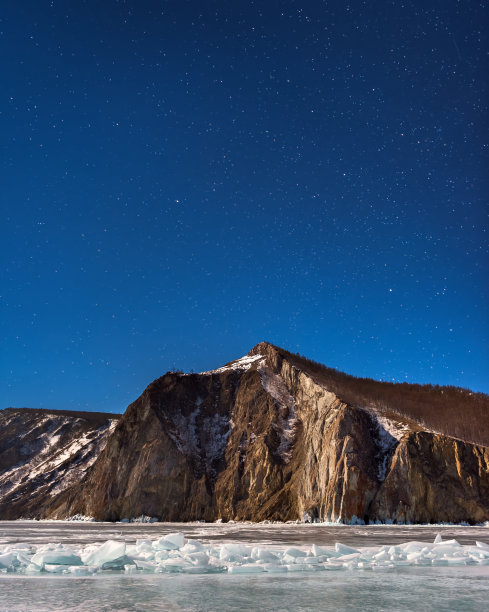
[1,1,488,413]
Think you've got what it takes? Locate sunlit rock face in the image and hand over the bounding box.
[0,408,118,519]
[371,433,489,524]
[40,342,489,524]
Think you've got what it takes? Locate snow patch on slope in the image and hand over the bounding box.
[359,408,411,481]
[0,419,117,500]
[167,408,201,456]
[49,421,118,495]
[258,365,298,463]
[166,399,232,478]
[201,354,264,375]
[374,414,412,442]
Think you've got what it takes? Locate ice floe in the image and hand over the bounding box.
[1,532,489,575]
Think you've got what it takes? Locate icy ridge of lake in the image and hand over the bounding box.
[1,523,489,611]
[2,530,489,576]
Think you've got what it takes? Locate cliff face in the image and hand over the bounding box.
[42,342,489,524]
[0,408,118,519]
[371,433,489,524]
[46,369,243,522]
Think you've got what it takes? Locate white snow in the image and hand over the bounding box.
[0,419,117,500]
[201,354,264,375]
[166,408,201,456]
[373,413,412,442]
[200,414,232,471]
[165,400,231,475]
[359,407,410,481]
[257,364,298,463]
[360,407,412,444]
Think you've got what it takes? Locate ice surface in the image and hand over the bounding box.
[2,523,489,612]
[228,564,265,574]
[2,527,489,577]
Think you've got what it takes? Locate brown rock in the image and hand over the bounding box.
[3,343,489,524]
[370,432,489,523]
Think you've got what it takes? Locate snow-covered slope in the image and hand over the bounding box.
[0,408,119,519]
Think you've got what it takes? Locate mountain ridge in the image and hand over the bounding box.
[249,342,489,448]
[1,342,488,523]
[0,408,118,518]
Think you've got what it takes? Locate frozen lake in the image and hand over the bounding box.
[1,521,489,611]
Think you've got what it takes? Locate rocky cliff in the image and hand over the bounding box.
[0,408,119,519]
[37,341,489,524]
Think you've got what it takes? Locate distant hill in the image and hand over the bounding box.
[0,408,119,518]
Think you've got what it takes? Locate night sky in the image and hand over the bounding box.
[1,1,488,413]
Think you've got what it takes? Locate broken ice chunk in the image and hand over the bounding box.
[0,553,16,569]
[219,543,252,562]
[260,563,288,573]
[282,547,306,564]
[43,564,67,573]
[69,566,92,575]
[134,559,155,571]
[154,550,169,562]
[251,547,279,563]
[184,552,209,567]
[285,564,310,572]
[335,543,359,555]
[311,544,340,559]
[433,538,460,548]
[336,552,361,563]
[30,549,82,568]
[136,540,153,553]
[153,532,185,551]
[163,532,185,549]
[81,540,126,569]
[373,550,389,561]
[157,558,192,572]
[180,540,206,554]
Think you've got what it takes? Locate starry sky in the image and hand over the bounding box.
[1,1,488,413]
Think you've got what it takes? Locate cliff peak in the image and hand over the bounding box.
[248,341,280,357]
